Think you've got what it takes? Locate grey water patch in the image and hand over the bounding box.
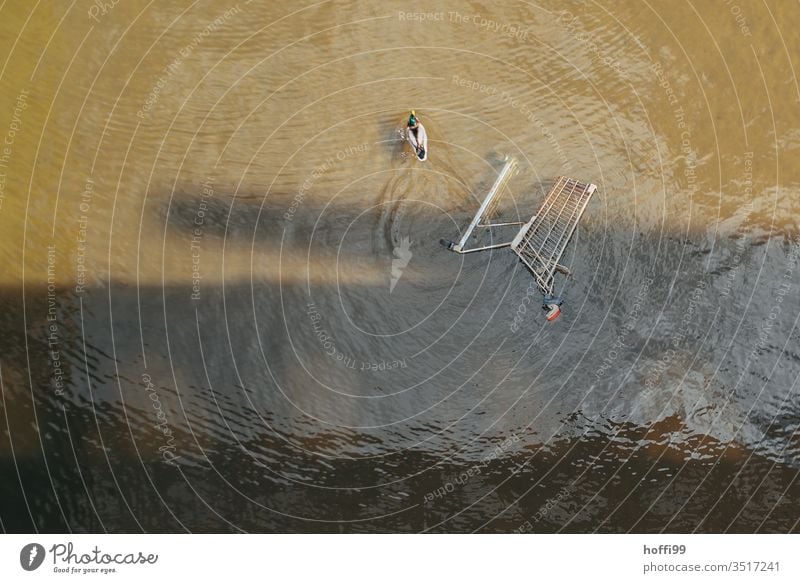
[390,236,413,293]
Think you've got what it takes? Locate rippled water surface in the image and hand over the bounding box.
[1,0,799,532]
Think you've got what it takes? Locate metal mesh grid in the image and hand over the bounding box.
[510,176,596,294]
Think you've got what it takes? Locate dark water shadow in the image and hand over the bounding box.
[1,264,799,533]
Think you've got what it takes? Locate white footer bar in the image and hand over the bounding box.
[1,534,796,582]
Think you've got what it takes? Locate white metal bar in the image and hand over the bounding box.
[452,157,517,252]
[450,242,513,254]
[476,221,526,228]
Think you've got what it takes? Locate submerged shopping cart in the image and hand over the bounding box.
[445,157,596,321]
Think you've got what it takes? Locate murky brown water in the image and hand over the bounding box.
[1,0,799,532]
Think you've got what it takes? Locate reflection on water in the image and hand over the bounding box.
[0,0,798,532]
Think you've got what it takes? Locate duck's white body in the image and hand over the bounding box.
[406,123,428,161]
